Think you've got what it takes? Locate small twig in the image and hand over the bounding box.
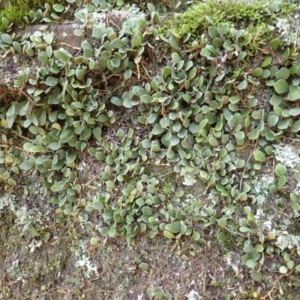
[132,70,149,80]
[239,138,259,192]
[83,184,97,190]
[158,170,176,178]
[224,226,247,238]
[232,82,248,107]
[269,205,290,219]
[260,270,293,300]
[141,62,152,80]
[107,12,120,30]
[289,275,300,284]
[11,129,33,142]
[81,175,100,190]
[203,183,211,195]
[10,145,28,152]
[58,42,81,50]
[281,136,300,142]
[1,142,29,153]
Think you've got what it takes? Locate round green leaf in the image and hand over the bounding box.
[165,222,181,233]
[152,124,165,135]
[246,259,258,269]
[261,56,272,67]
[54,49,69,62]
[111,57,120,68]
[253,68,263,77]
[45,76,58,87]
[275,163,287,176]
[1,33,13,45]
[267,115,279,127]
[279,265,288,274]
[287,260,294,270]
[93,25,106,40]
[108,227,116,237]
[163,230,175,239]
[106,181,115,189]
[289,108,300,116]
[48,142,61,150]
[26,48,34,56]
[277,175,286,187]
[192,231,200,241]
[234,131,245,139]
[142,206,152,216]
[53,4,65,12]
[292,120,300,132]
[251,270,262,282]
[208,26,219,38]
[29,145,45,153]
[275,67,290,80]
[170,135,180,146]
[44,33,53,45]
[237,80,248,90]
[248,129,259,140]
[217,232,227,243]
[217,218,226,229]
[209,136,219,147]
[139,263,149,271]
[90,237,98,245]
[171,52,181,64]
[172,121,182,132]
[253,149,265,162]
[95,151,104,161]
[288,85,300,101]
[270,95,282,106]
[274,79,288,94]
[236,159,245,169]
[255,244,264,252]
[13,41,21,53]
[132,33,142,47]
[7,178,17,186]
[110,96,123,106]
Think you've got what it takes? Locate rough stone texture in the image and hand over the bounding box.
[0,10,132,104]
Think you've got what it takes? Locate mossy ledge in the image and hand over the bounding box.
[1,0,300,299]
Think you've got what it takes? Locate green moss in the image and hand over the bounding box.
[0,0,75,31]
[146,286,172,300]
[172,0,264,36]
[160,181,174,196]
[170,0,297,40]
[0,5,30,26]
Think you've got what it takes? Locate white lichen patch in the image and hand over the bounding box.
[182,174,197,186]
[28,239,42,253]
[262,220,273,231]
[252,174,274,206]
[224,252,240,276]
[0,194,16,211]
[75,254,99,278]
[275,233,300,251]
[274,144,300,169]
[74,240,99,278]
[185,290,203,300]
[13,205,45,234]
[294,181,300,196]
[268,13,300,47]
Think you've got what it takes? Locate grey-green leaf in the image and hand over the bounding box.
[253,149,265,162]
[274,79,288,94]
[275,163,287,176]
[163,230,175,239]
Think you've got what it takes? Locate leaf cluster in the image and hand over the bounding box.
[1,1,300,292]
[0,0,77,31]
